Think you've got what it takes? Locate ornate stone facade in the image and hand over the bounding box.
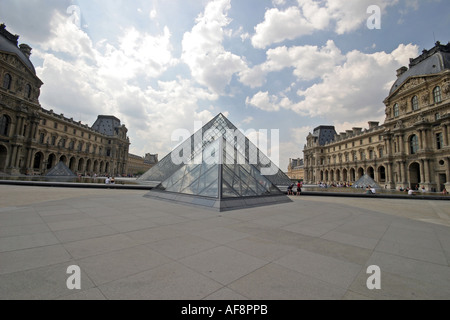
[304,42,450,192]
[0,25,130,176]
[287,158,304,181]
[127,153,159,176]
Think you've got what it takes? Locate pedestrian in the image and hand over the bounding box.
[296,181,302,195]
[105,176,111,184]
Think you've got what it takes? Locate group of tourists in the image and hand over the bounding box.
[288,181,302,196]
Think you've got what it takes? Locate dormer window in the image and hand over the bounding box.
[433,86,442,103]
[412,96,419,111]
[25,84,32,98]
[3,74,12,90]
[393,104,399,117]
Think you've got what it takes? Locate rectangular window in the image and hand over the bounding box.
[54,122,58,129]
[379,149,384,158]
[435,113,441,121]
[42,119,47,126]
[369,137,372,143]
[51,136,56,146]
[64,126,67,132]
[39,133,45,144]
[437,133,443,150]
[73,129,77,135]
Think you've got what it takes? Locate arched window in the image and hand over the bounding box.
[0,115,11,136]
[25,84,32,98]
[393,104,399,117]
[3,74,12,90]
[410,135,419,154]
[434,86,442,103]
[412,96,419,111]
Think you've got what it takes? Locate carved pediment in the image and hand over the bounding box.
[397,77,426,95]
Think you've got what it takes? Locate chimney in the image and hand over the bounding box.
[368,121,379,129]
[340,132,347,139]
[353,128,362,135]
[396,66,408,78]
[19,44,32,58]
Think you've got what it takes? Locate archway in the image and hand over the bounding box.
[330,170,334,182]
[336,169,341,182]
[33,152,44,170]
[78,158,85,172]
[100,161,105,173]
[350,168,356,182]
[0,145,7,172]
[60,155,68,165]
[325,170,329,182]
[409,162,421,189]
[105,162,110,174]
[93,160,99,173]
[69,157,77,172]
[47,154,56,170]
[343,169,348,182]
[320,170,324,181]
[358,168,364,179]
[86,159,92,173]
[367,167,375,180]
[378,166,386,183]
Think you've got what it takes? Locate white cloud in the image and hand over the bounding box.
[245,43,419,124]
[240,40,344,87]
[34,9,218,158]
[252,2,329,49]
[181,0,247,94]
[252,0,397,49]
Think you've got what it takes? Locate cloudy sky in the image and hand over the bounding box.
[1,0,448,170]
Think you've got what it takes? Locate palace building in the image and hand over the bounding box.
[303,41,450,192]
[287,158,304,181]
[0,24,130,176]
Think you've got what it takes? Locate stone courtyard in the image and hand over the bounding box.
[0,185,449,300]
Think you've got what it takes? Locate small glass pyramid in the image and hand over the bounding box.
[141,114,292,211]
[45,161,77,177]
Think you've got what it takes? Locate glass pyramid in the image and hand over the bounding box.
[141,114,292,211]
[45,161,77,177]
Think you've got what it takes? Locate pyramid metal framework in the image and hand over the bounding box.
[45,161,77,177]
[140,114,292,211]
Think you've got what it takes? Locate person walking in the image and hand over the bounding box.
[296,181,302,196]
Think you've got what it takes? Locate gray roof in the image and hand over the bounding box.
[0,25,36,74]
[91,116,121,136]
[390,41,450,95]
[313,126,337,146]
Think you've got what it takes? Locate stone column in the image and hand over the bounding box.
[15,117,23,136]
[424,159,430,183]
[400,161,406,184]
[444,125,449,147]
[420,160,425,184]
[26,148,33,169]
[399,135,405,154]
[418,130,424,150]
[9,145,18,168]
[14,147,21,168]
